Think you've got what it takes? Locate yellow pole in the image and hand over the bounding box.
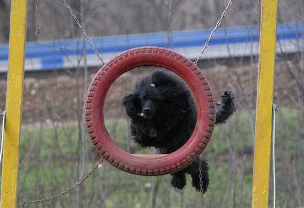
[252,0,278,207]
[0,0,27,207]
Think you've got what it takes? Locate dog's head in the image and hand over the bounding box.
[122,80,162,119]
[138,84,162,119]
[123,70,193,120]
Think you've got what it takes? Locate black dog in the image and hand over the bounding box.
[122,70,236,193]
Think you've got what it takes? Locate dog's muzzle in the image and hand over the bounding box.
[143,107,154,119]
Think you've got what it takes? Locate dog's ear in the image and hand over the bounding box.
[122,94,141,118]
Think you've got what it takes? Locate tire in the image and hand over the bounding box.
[84,47,215,176]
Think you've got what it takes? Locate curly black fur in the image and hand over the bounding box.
[122,70,236,193]
[215,91,237,124]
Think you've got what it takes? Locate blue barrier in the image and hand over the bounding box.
[0,22,303,72]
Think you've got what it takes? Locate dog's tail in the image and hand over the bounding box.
[215,90,237,125]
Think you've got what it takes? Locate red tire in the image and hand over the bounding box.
[84,47,215,176]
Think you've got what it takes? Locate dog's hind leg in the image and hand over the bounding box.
[216,90,236,125]
[171,170,187,190]
[184,157,209,193]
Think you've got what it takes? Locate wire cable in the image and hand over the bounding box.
[272,104,278,208]
[0,111,6,166]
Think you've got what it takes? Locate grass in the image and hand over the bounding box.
[16,109,304,208]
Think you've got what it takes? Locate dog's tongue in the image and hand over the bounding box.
[138,113,144,117]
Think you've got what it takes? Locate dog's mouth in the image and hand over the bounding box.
[143,112,154,119]
[137,112,154,119]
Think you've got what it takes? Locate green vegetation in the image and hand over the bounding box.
[17,109,304,208]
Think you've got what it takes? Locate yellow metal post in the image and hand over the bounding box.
[252,0,278,208]
[0,0,27,207]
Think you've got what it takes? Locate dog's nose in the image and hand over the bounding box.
[143,107,152,113]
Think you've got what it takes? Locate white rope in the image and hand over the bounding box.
[0,111,6,166]
[272,104,278,208]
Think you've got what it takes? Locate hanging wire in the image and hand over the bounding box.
[194,1,234,207]
[194,0,234,65]
[272,104,278,208]
[0,111,6,166]
[198,160,205,208]
[61,0,104,65]
[18,158,103,206]
[35,0,42,37]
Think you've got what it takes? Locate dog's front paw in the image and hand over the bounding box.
[221,90,235,104]
[222,90,232,96]
[171,174,186,190]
